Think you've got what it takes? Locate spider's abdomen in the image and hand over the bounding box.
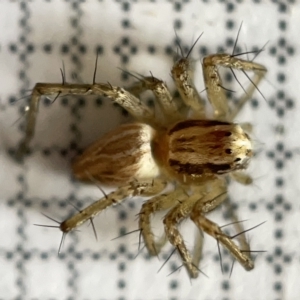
[72,123,160,185]
[152,120,252,184]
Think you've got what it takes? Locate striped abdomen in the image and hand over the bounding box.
[72,123,160,185]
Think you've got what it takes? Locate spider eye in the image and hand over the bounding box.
[225,148,232,154]
[224,132,232,137]
[234,157,241,162]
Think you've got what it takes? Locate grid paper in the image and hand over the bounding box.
[0,1,300,300]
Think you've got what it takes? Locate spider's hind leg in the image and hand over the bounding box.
[16,81,158,160]
[171,57,206,119]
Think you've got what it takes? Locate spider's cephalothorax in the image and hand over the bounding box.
[18,38,266,278]
[153,119,252,184]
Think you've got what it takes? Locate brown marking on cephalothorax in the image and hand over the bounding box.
[169,160,232,176]
[151,119,252,184]
[168,119,229,135]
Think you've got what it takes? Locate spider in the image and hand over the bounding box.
[17,34,267,278]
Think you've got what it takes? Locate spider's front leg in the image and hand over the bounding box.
[163,191,206,278]
[125,76,183,125]
[171,57,206,119]
[162,179,228,278]
[139,187,187,256]
[139,180,226,278]
[190,183,254,272]
[160,181,225,279]
[16,82,158,160]
[202,54,267,121]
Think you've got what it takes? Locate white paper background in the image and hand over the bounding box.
[0,1,300,299]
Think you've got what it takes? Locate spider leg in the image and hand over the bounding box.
[190,179,254,272]
[60,179,167,234]
[16,82,159,159]
[202,54,267,121]
[126,76,183,125]
[191,215,254,272]
[139,187,187,256]
[171,57,206,119]
[163,191,207,278]
[191,229,204,272]
[223,198,252,263]
[230,171,253,185]
[187,179,228,270]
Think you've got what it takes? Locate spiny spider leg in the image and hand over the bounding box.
[18,25,267,279]
[60,179,166,234]
[124,73,183,125]
[171,33,206,119]
[16,81,159,159]
[163,189,211,278]
[190,191,255,272]
[139,187,187,256]
[190,228,204,273]
[202,54,267,121]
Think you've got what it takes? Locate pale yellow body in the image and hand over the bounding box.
[19,40,267,278]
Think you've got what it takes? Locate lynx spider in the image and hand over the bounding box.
[17,33,267,278]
